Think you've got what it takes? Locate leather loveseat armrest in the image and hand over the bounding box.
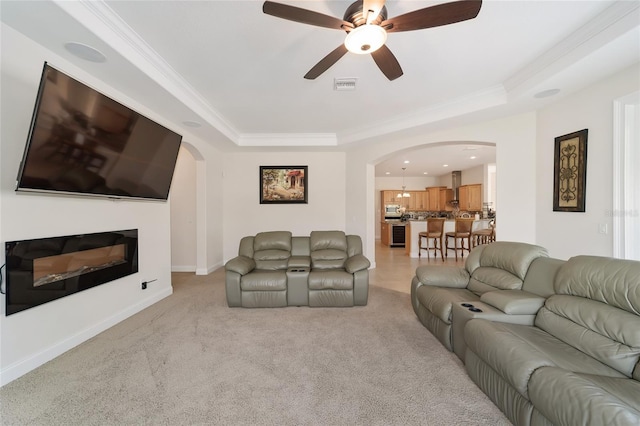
[415,265,470,288]
[480,290,546,315]
[345,254,370,273]
[225,256,256,275]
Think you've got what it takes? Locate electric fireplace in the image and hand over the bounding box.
[4,229,138,315]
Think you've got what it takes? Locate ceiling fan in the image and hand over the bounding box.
[263,0,482,81]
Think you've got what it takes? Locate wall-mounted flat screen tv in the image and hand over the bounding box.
[16,63,182,200]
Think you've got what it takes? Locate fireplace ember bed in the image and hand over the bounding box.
[4,229,138,315]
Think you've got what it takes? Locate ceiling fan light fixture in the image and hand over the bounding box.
[344,24,387,54]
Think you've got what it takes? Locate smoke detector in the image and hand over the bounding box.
[334,78,357,91]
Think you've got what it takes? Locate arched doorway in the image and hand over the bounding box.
[372,141,496,259]
[170,142,207,274]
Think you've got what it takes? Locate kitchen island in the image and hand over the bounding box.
[406,219,492,258]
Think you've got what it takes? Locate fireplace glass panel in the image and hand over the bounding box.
[5,229,138,315]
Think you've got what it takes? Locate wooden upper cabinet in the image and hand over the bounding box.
[383,190,397,204]
[439,188,453,211]
[458,184,482,211]
[421,191,430,210]
[381,190,430,211]
[426,186,446,211]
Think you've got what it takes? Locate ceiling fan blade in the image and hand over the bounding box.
[263,1,353,30]
[363,0,386,24]
[371,45,403,81]
[304,44,348,80]
[382,0,482,33]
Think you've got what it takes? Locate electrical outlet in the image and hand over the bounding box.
[598,223,608,234]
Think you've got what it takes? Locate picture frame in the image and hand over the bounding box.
[553,129,588,212]
[260,166,308,204]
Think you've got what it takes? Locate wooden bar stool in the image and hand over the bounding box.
[472,219,496,247]
[445,218,475,260]
[418,218,445,260]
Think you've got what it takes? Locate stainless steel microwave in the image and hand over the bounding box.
[385,204,402,217]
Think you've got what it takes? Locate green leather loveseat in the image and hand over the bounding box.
[225,230,370,308]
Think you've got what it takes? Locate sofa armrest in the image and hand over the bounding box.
[480,290,546,315]
[415,265,470,288]
[225,256,256,275]
[345,254,370,273]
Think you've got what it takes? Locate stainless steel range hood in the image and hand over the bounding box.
[451,171,462,202]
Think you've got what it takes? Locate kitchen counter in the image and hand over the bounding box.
[406,219,492,258]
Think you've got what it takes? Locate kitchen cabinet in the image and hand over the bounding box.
[382,190,430,212]
[381,221,406,247]
[426,186,445,210]
[408,191,429,210]
[440,188,454,211]
[382,190,398,204]
[458,184,482,211]
[381,222,390,245]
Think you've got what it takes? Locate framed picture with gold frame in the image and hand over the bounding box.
[553,129,588,212]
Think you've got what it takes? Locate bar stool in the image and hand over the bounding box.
[418,218,445,260]
[445,218,475,260]
[472,219,496,247]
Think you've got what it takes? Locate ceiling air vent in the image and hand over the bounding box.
[334,78,357,91]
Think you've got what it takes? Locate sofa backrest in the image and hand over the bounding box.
[464,242,549,295]
[310,231,348,270]
[535,256,640,380]
[521,257,565,297]
[246,231,292,270]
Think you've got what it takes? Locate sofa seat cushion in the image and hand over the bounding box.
[529,367,640,426]
[240,270,287,291]
[416,286,478,324]
[465,319,626,399]
[308,270,353,290]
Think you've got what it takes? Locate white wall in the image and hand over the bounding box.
[346,113,538,263]
[222,151,346,262]
[0,25,177,385]
[170,147,197,271]
[461,165,484,185]
[0,23,227,385]
[535,63,640,259]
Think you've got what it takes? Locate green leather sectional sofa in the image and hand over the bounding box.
[411,242,640,425]
[225,230,370,307]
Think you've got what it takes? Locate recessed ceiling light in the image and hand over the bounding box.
[470,156,476,159]
[385,171,391,175]
[534,88,561,99]
[183,120,202,128]
[403,160,410,164]
[64,42,106,63]
[443,164,449,167]
[423,172,428,175]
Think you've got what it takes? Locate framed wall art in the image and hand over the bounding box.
[260,166,308,204]
[553,129,588,212]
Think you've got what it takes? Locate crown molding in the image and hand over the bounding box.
[504,1,640,97]
[238,133,338,147]
[337,85,507,145]
[52,0,239,143]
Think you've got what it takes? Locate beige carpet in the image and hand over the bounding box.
[0,270,510,425]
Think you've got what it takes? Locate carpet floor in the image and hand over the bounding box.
[0,270,510,425]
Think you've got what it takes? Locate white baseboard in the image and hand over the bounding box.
[0,288,172,387]
[196,261,222,276]
[171,265,196,272]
